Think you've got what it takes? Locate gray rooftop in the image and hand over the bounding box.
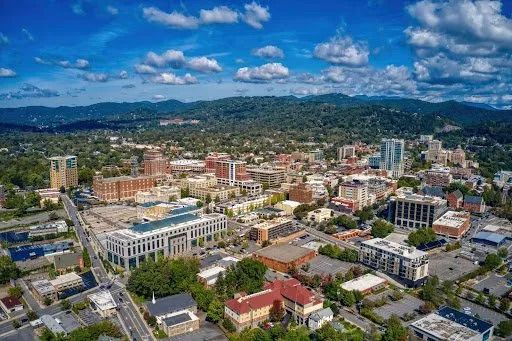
[162,312,192,327]
[145,293,196,317]
[309,307,333,322]
[254,244,313,263]
[41,315,66,335]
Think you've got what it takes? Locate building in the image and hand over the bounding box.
[307,208,333,224]
[393,194,448,229]
[224,278,323,331]
[249,218,303,245]
[449,147,466,167]
[289,182,313,204]
[330,197,360,213]
[50,272,83,292]
[36,188,61,207]
[41,315,67,335]
[425,167,452,187]
[28,220,69,237]
[88,291,117,317]
[215,160,251,182]
[144,293,197,325]
[306,149,324,163]
[53,252,84,274]
[0,296,23,313]
[135,186,181,204]
[31,279,57,302]
[426,140,448,165]
[197,266,227,287]
[420,135,433,143]
[339,181,371,208]
[143,149,166,176]
[409,306,494,341]
[49,156,78,189]
[181,174,217,190]
[275,200,301,215]
[432,211,471,239]
[379,139,404,178]
[190,185,240,202]
[93,175,156,202]
[204,152,231,173]
[340,274,388,294]
[252,244,316,273]
[137,202,201,221]
[338,145,356,161]
[214,194,271,216]
[464,195,485,213]
[368,154,381,169]
[471,231,506,247]
[446,190,463,209]
[169,160,205,174]
[308,307,334,331]
[359,238,429,287]
[246,166,286,188]
[493,170,512,188]
[162,310,200,337]
[105,209,227,270]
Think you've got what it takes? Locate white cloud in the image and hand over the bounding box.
[142,7,199,29]
[56,59,89,69]
[119,70,128,79]
[21,28,34,41]
[81,73,109,82]
[134,64,158,74]
[151,72,198,85]
[152,94,166,101]
[235,58,245,64]
[34,57,51,65]
[0,83,59,100]
[144,50,185,68]
[314,36,369,67]
[242,2,270,29]
[252,45,284,59]
[0,32,9,45]
[0,68,17,77]
[186,57,222,73]
[290,86,333,96]
[200,6,238,24]
[71,2,85,15]
[75,59,89,69]
[106,5,119,15]
[234,63,289,83]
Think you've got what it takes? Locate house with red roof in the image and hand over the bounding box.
[0,296,23,313]
[224,278,323,330]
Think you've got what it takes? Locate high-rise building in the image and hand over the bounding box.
[49,156,78,189]
[246,166,286,188]
[393,193,448,229]
[379,139,404,178]
[143,149,166,176]
[338,181,370,208]
[338,145,356,161]
[215,160,252,183]
[204,152,231,173]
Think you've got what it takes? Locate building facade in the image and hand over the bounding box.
[143,149,167,176]
[204,152,231,173]
[289,183,313,204]
[379,139,404,178]
[93,175,156,202]
[246,166,286,188]
[49,156,78,189]
[338,145,356,161]
[135,186,181,204]
[393,194,448,229]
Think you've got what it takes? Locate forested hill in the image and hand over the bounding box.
[1,93,511,126]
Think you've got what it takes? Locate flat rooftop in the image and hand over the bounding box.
[433,211,469,228]
[254,244,314,263]
[253,217,292,230]
[130,213,200,233]
[361,238,427,259]
[341,274,387,292]
[410,311,484,340]
[50,272,82,286]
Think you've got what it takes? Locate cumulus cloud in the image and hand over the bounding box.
[56,59,89,69]
[200,6,238,24]
[0,68,17,77]
[0,33,9,45]
[290,86,333,96]
[252,45,284,59]
[186,57,222,73]
[0,83,59,100]
[144,50,185,68]
[106,5,119,15]
[81,72,109,82]
[314,36,369,67]
[235,58,245,64]
[119,70,128,79]
[34,57,51,65]
[242,2,270,29]
[142,7,199,29]
[152,94,166,101]
[151,72,198,85]
[234,63,289,83]
[134,64,158,74]
[21,28,34,41]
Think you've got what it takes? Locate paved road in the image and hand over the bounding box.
[300,224,359,250]
[339,307,373,332]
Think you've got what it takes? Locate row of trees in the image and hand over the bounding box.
[318,244,359,262]
[407,227,436,246]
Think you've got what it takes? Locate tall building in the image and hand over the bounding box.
[49,156,78,189]
[426,140,448,165]
[425,167,453,187]
[393,193,448,229]
[246,166,286,188]
[289,182,313,203]
[449,146,466,167]
[359,238,429,287]
[204,152,231,173]
[143,149,166,176]
[338,181,370,208]
[215,160,262,195]
[338,145,356,161]
[379,139,404,178]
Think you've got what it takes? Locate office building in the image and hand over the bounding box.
[368,154,381,169]
[307,208,333,224]
[105,208,227,270]
[50,272,83,292]
[143,149,166,176]
[446,190,463,209]
[338,145,356,161]
[162,310,200,337]
[340,274,388,295]
[88,291,117,317]
[426,140,448,165]
[32,279,57,302]
[306,149,324,163]
[289,182,313,203]
[204,152,231,173]
[252,244,316,273]
[409,306,493,341]
[169,159,205,174]
[190,185,240,202]
[338,181,371,208]
[215,160,251,182]
[359,238,429,287]
[249,217,303,244]
[93,175,156,202]
[379,139,404,178]
[49,156,78,189]
[394,194,448,229]
[246,166,286,188]
[181,174,217,190]
[135,186,181,204]
[432,211,471,239]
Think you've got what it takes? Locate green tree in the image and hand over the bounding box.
[82,249,91,268]
[205,194,212,204]
[27,310,38,321]
[498,247,508,259]
[382,315,407,341]
[484,253,502,269]
[407,228,436,246]
[8,286,23,299]
[269,302,284,322]
[355,207,374,222]
[497,320,512,337]
[207,298,224,323]
[499,297,510,312]
[196,200,204,208]
[0,256,21,284]
[371,219,395,238]
[44,297,53,306]
[222,318,236,333]
[214,195,220,203]
[60,299,71,311]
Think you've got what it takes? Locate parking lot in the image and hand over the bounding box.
[368,290,424,323]
[459,297,509,324]
[168,321,227,341]
[304,255,355,276]
[473,273,511,297]
[429,250,479,281]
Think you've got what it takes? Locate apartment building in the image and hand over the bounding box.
[93,175,156,202]
[181,174,217,191]
[143,149,167,176]
[379,139,404,178]
[432,210,471,239]
[359,238,429,287]
[289,182,313,204]
[214,194,272,216]
[105,208,227,270]
[49,155,78,189]
[135,186,181,204]
[191,185,240,202]
[246,166,287,188]
[169,160,205,174]
[338,181,372,208]
[338,145,356,161]
[224,278,323,331]
[425,167,452,187]
[215,160,263,195]
[393,193,448,229]
[249,217,300,244]
[204,152,231,173]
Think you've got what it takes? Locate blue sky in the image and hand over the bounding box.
[1,0,512,108]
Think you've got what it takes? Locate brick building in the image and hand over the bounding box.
[464,195,485,213]
[432,211,471,239]
[289,183,313,204]
[93,175,156,202]
[204,152,231,173]
[252,244,316,273]
[446,190,463,209]
[143,149,166,176]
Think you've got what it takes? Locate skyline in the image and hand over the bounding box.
[0,0,512,108]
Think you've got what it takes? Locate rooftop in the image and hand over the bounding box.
[361,238,427,259]
[309,307,333,322]
[341,274,387,292]
[41,315,67,335]
[145,293,196,317]
[162,310,198,327]
[433,211,470,229]
[130,213,200,233]
[32,279,55,294]
[253,217,292,230]
[50,272,82,287]
[197,266,226,282]
[88,291,117,311]
[254,244,314,263]
[472,231,506,244]
[0,296,22,309]
[98,175,156,183]
[396,193,446,205]
[464,195,483,205]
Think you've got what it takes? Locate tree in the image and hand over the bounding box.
[147,315,157,327]
[497,320,512,337]
[196,200,204,208]
[419,301,434,314]
[338,289,356,306]
[498,247,508,259]
[475,293,485,304]
[59,186,66,193]
[12,319,20,329]
[484,253,502,269]
[8,286,23,299]
[0,256,21,284]
[26,310,38,321]
[214,195,220,203]
[488,294,497,307]
[83,249,91,268]
[60,299,71,311]
[316,323,341,341]
[269,301,284,322]
[499,297,510,312]
[382,315,407,341]
[207,298,224,323]
[355,207,374,222]
[332,215,357,229]
[222,318,236,333]
[371,219,395,238]
[407,228,436,246]
[205,194,212,204]
[44,297,53,306]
